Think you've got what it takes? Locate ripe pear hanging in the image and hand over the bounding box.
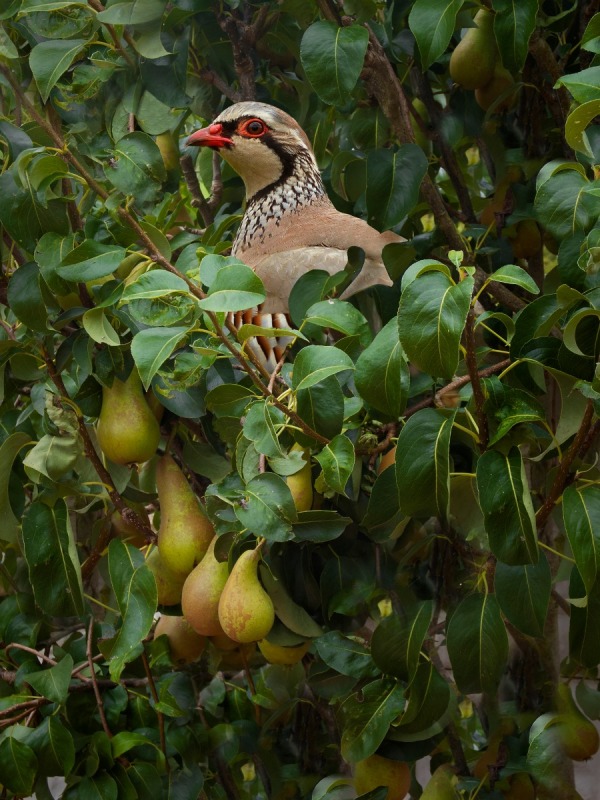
[96,368,160,465]
[218,548,275,644]
[182,535,229,636]
[449,8,497,90]
[156,454,215,575]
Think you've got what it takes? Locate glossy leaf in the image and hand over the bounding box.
[371,601,433,682]
[495,554,551,638]
[296,376,345,443]
[315,434,355,495]
[476,447,538,565]
[0,737,38,796]
[58,240,127,282]
[197,264,265,312]
[292,345,354,391]
[243,401,285,458]
[7,262,49,332]
[339,678,405,762]
[408,0,463,69]
[300,21,369,106]
[398,271,473,379]
[355,318,410,418]
[96,0,165,25]
[393,661,451,737]
[534,169,594,238]
[556,66,600,103]
[234,472,297,542]
[21,499,85,616]
[304,299,371,346]
[314,631,379,679]
[489,264,540,294]
[29,39,87,102]
[446,593,508,694]
[492,0,538,72]
[101,540,157,681]
[565,100,600,158]
[563,485,600,594]
[23,654,74,704]
[131,327,188,388]
[121,271,188,301]
[395,408,455,520]
[0,432,31,545]
[570,568,600,667]
[26,716,75,778]
[366,146,428,229]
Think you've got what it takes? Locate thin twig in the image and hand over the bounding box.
[141,649,168,770]
[180,154,213,227]
[4,643,57,667]
[536,399,596,530]
[87,618,113,738]
[464,309,488,450]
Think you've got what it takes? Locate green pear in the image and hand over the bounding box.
[286,445,313,512]
[353,754,411,800]
[156,454,214,575]
[449,8,497,90]
[96,369,160,465]
[145,547,187,606]
[555,683,600,761]
[474,64,516,112]
[154,614,206,665]
[218,548,275,644]
[421,764,459,799]
[181,536,229,636]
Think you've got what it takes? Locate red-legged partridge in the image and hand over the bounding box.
[187,102,402,366]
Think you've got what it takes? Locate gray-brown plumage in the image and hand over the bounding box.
[187,102,401,314]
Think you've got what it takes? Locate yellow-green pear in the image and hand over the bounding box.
[421,764,459,799]
[96,369,160,465]
[258,638,310,666]
[218,548,275,644]
[286,445,313,511]
[156,454,215,575]
[145,547,187,606]
[154,614,206,665]
[449,9,497,90]
[181,535,229,636]
[475,65,516,112]
[353,754,411,800]
[555,683,600,761]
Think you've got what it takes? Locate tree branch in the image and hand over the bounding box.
[464,309,489,450]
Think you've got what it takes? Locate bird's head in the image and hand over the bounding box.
[187,101,320,200]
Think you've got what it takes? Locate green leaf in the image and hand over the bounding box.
[23,655,74,704]
[582,13,600,53]
[476,447,538,565]
[197,263,266,312]
[315,434,355,495]
[393,661,452,737]
[483,377,546,445]
[398,272,473,379]
[21,499,85,616]
[0,737,38,796]
[0,24,18,58]
[569,568,600,668]
[292,345,354,391]
[96,0,165,25]
[366,146,428,229]
[292,509,352,543]
[446,593,509,694]
[371,601,434,682]
[555,66,600,103]
[304,299,371,346]
[58,240,127,282]
[489,264,540,294]
[0,433,31,544]
[361,465,403,541]
[495,555,551,638]
[0,169,68,251]
[29,39,87,102]
[131,327,188,388]
[314,631,379,679]
[121,271,188,301]
[492,0,538,72]
[243,401,285,458]
[295,376,344,444]
[395,408,455,520]
[83,308,121,346]
[234,472,297,542]
[408,0,463,69]
[105,132,166,204]
[260,567,323,638]
[565,100,600,158]
[563,485,600,595]
[101,539,157,681]
[355,318,410,418]
[534,168,594,238]
[26,716,75,778]
[300,21,369,106]
[339,678,405,762]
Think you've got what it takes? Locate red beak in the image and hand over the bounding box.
[186,123,232,149]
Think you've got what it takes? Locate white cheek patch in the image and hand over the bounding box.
[221,137,283,198]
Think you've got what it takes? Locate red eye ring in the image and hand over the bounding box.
[240,118,267,137]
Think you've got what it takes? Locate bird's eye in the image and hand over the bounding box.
[241,119,266,137]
